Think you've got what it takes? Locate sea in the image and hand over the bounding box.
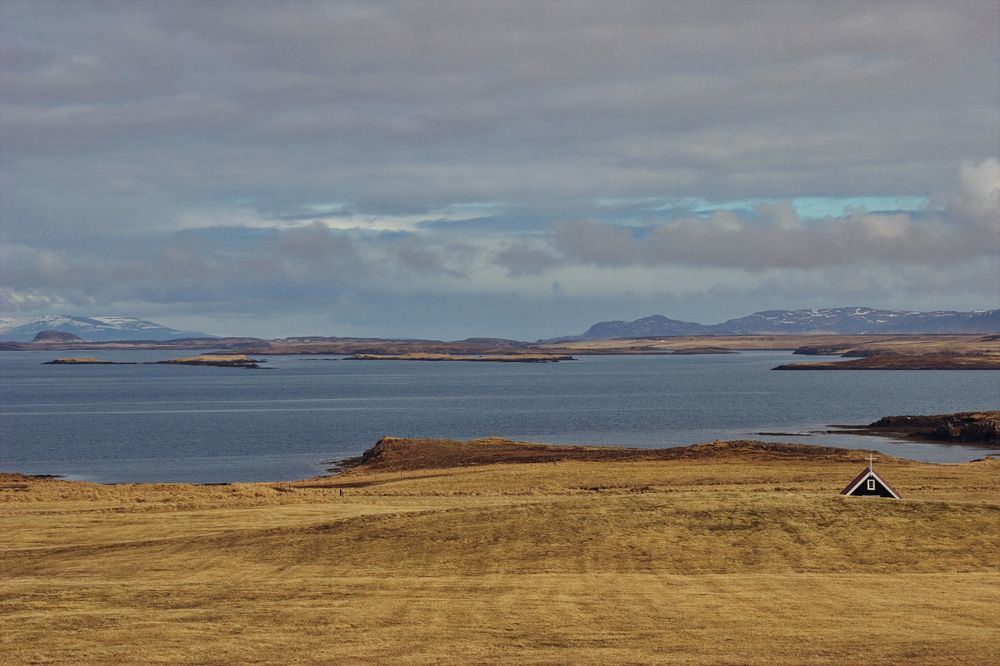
[1,349,997,483]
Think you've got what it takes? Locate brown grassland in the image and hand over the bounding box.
[346,353,574,362]
[2,437,999,665]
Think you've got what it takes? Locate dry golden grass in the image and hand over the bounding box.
[2,438,999,665]
[161,354,258,363]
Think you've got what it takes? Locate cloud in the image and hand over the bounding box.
[492,242,561,277]
[0,287,74,312]
[3,1,997,224]
[0,159,995,337]
[274,221,362,273]
[551,161,999,270]
[0,2,996,337]
[947,158,1000,223]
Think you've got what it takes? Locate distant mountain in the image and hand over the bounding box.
[551,308,1000,341]
[579,315,712,339]
[0,315,212,342]
[713,308,1000,335]
[32,330,84,343]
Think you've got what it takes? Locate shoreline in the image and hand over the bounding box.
[827,411,1000,444]
[12,332,996,371]
[345,352,575,362]
[773,354,1000,370]
[2,437,907,487]
[6,421,998,486]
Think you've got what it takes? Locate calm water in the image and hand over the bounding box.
[0,350,997,483]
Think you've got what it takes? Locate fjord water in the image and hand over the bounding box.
[1,350,997,483]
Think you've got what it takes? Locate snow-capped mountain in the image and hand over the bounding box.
[553,307,1000,341]
[714,308,1000,335]
[0,315,212,342]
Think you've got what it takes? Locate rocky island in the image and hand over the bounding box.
[43,357,129,365]
[152,354,266,369]
[44,354,266,368]
[346,353,575,362]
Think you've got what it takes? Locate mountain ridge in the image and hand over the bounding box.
[0,315,212,342]
[547,307,1000,342]
[3,307,997,343]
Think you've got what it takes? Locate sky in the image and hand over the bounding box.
[1,0,998,340]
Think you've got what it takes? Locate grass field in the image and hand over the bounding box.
[2,438,999,664]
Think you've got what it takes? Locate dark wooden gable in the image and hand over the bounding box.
[840,468,901,499]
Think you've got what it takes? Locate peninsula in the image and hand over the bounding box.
[830,411,1000,444]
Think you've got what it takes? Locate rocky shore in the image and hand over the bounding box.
[45,354,265,368]
[43,357,130,365]
[831,411,1000,444]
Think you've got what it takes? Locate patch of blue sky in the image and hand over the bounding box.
[786,196,929,218]
[595,195,934,224]
[669,195,931,219]
[272,202,352,221]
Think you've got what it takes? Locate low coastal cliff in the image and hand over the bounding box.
[832,411,1000,444]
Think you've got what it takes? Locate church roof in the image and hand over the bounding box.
[840,465,901,499]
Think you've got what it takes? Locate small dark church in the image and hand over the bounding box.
[840,456,901,499]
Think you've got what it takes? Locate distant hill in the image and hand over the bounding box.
[550,308,1000,341]
[0,315,212,342]
[32,330,84,343]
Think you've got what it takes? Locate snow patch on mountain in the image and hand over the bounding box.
[0,315,213,342]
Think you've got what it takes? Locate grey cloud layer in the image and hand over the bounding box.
[3,0,996,223]
[4,160,995,309]
[1,1,997,337]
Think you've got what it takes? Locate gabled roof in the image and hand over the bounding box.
[840,466,901,499]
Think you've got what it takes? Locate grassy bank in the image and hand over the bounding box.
[2,438,999,664]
